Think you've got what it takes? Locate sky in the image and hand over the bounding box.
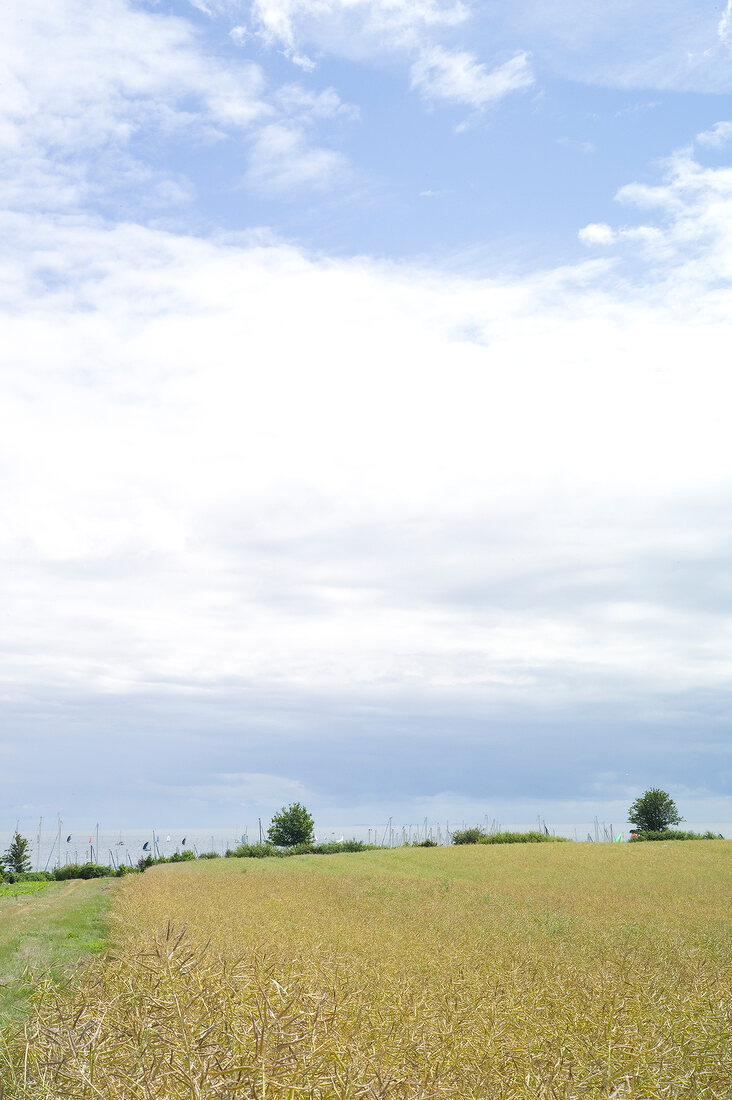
[2,0,732,834]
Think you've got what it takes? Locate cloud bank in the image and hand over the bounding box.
[1,0,731,828]
[3,129,732,820]
[193,0,533,114]
[194,0,732,96]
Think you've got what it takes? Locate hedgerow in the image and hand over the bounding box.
[630,829,723,842]
[452,828,568,845]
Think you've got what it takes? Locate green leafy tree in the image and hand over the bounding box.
[4,829,32,873]
[267,802,315,848]
[628,789,682,833]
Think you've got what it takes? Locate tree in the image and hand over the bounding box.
[4,830,32,873]
[267,802,315,847]
[628,789,682,833]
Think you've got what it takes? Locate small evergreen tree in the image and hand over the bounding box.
[267,802,314,847]
[4,830,32,873]
[628,789,682,833]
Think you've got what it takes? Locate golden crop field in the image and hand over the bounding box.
[2,842,731,1099]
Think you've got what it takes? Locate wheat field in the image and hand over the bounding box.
[2,842,730,1098]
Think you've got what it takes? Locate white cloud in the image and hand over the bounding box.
[0,0,268,149]
[158,772,311,807]
[696,121,732,148]
[4,138,732,713]
[579,222,663,251]
[230,24,251,45]
[250,85,359,194]
[410,47,533,109]
[718,0,732,51]
[246,0,469,59]
[275,83,359,122]
[0,0,270,210]
[578,222,615,245]
[479,0,732,93]
[580,133,732,272]
[246,122,351,191]
[195,0,524,117]
[0,0,362,212]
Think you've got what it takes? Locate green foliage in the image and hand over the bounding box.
[452,827,486,845]
[267,802,315,848]
[198,851,221,860]
[416,838,438,847]
[0,879,51,898]
[54,863,114,880]
[480,831,568,845]
[225,839,375,859]
[452,828,567,845]
[628,788,682,833]
[0,876,113,1019]
[227,843,280,859]
[629,829,723,842]
[311,840,369,854]
[4,830,32,873]
[0,871,53,884]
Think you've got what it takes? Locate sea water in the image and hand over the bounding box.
[2,820,731,872]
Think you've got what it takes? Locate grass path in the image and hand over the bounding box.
[0,878,117,1020]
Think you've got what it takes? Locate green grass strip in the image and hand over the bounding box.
[0,878,117,1021]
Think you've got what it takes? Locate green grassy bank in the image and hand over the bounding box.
[0,878,116,1020]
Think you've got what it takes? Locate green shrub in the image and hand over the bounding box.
[227,843,282,858]
[416,838,438,847]
[0,870,54,883]
[310,840,370,854]
[198,851,221,859]
[629,830,724,842]
[54,863,114,880]
[226,839,378,859]
[452,827,486,845]
[453,828,568,845]
[479,831,568,845]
